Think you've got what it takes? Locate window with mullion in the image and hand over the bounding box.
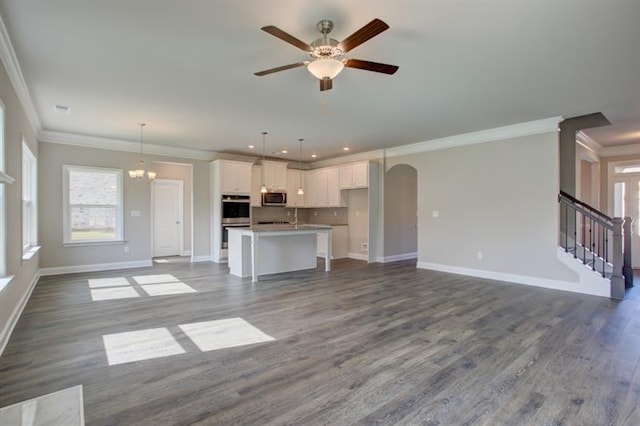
[63,165,123,244]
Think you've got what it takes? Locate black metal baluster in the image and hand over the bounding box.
[573,210,578,259]
[582,212,586,264]
[591,218,595,270]
[564,204,568,252]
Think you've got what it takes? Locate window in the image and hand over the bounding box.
[63,165,123,244]
[22,140,37,254]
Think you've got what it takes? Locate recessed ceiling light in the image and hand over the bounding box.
[282,150,288,154]
[248,145,255,149]
[311,154,317,158]
[53,104,70,114]
[343,147,350,151]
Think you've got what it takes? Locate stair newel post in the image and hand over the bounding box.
[611,217,625,299]
[623,216,633,289]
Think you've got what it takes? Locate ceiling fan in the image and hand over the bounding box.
[254,18,399,91]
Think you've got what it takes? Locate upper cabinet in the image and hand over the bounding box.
[286,169,306,207]
[262,161,287,191]
[307,167,343,207]
[216,160,252,194]
[339,161,369,189]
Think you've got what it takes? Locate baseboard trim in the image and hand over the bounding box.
[0,271,40,357]
[348,252,369,261]
[39,260,152,276]
[378,252,418,263]
[417,261,609,298]
[191,255,213,263]
[182,250,193,256]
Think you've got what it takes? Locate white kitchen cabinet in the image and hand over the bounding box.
[262,161,287,191]
[216,160,252,194]
[326,167,341,206]
[339,161,369,189]
[251,165,262,206]
[316,225,348,259]
[286,169,306,207]
[307,167,343,207]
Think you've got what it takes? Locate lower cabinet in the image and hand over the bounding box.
[316,225,348,259]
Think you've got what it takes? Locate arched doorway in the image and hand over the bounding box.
[384,164,418,261]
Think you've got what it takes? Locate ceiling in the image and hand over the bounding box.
[0,1,638,161]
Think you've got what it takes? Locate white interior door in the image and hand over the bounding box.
[152,179,183,257]
[610,175,640,267]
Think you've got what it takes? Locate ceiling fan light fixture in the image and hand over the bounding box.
[307,58,344,80]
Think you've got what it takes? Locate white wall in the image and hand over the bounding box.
[387,131,580,288]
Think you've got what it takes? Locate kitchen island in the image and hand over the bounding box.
[227,224,332,282]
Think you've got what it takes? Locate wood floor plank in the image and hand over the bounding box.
[1,260,639,425]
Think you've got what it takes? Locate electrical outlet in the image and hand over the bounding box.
[432,210,439,218]
[477,251,483,260]
[287,210,291,216]
[361,242,368,251]
[333,210,337,216]
[124,245,129,253]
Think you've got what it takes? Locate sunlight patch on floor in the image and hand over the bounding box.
[179,318,275,352]
[140,282,197,296]
[132,274,179,285]
[0,385,84,426]
[103,328,186,365]
[88,274,196,301]
[102,318,275,366]
[90,287,140,301]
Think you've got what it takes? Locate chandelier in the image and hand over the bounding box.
[128,123,156,180]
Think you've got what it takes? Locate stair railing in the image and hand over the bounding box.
[558,190,631,298]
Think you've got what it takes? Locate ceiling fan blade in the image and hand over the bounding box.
[345,59,399,75]
[261,26,313,52]
[254,62,306,76]
[319,77,333,91]
[339,19,389,53]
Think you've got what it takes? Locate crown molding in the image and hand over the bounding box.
[385,116,563,158]
[576,131,602,154]
[310,149,385,169]
[38,130,216,161]
[0,15,41,132]
[599,143,640,158]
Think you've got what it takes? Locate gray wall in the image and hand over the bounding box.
[384,164,417,257]
[387,131,577,282]
[38,143,211,268]
[0,60,40,350]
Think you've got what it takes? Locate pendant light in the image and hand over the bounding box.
[260,131,268,193]
[128,123,156,180]
[297,138,304,195]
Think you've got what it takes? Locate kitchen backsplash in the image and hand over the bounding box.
[251,206,347,225]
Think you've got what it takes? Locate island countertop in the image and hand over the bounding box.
[227,225,332,282]
[246,224,332,232]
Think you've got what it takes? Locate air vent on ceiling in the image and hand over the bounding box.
[53,104,70,114]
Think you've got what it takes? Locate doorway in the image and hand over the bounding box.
[609,163,640,268]
[152,179,184,257]
[384,164,418,261]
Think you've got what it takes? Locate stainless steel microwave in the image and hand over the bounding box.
[261,191,287,206]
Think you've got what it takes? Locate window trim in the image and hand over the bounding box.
[22,140,37,254]
[62,165,124,245]
[0,98,6,277]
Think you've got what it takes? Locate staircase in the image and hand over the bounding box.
[558,191,632,299]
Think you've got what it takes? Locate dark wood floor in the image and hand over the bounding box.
[1,259,640,425]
